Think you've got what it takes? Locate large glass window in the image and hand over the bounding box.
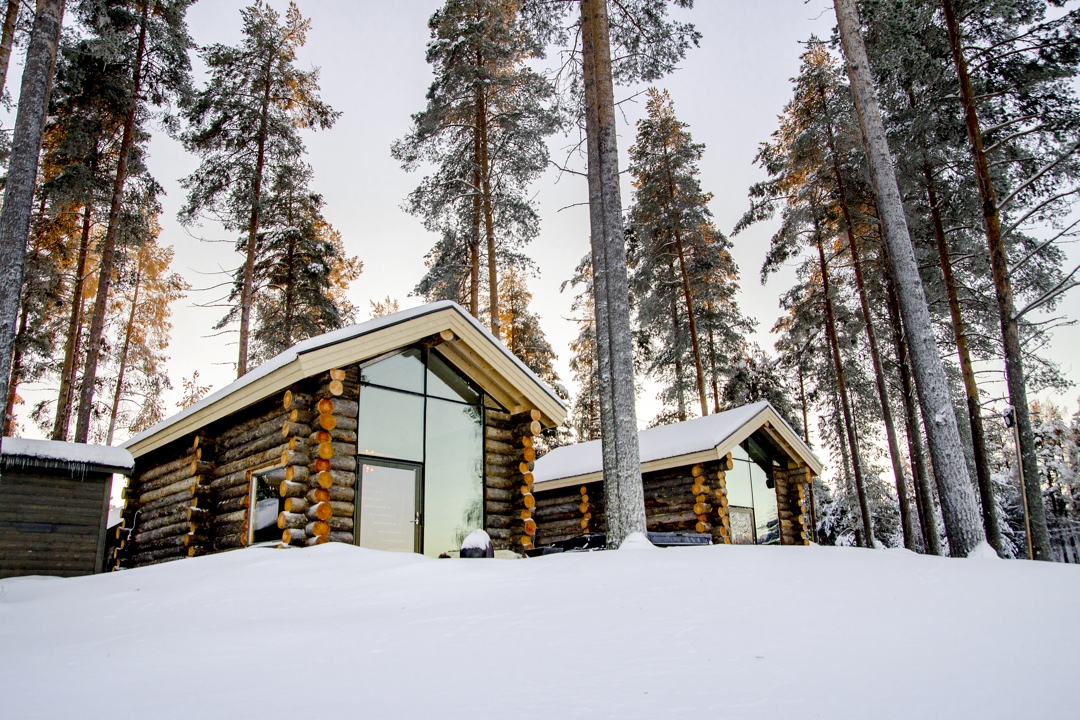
[357,386,424,462]
[357,347,485,558]
[424,398,483,555]
[725,435,780,545]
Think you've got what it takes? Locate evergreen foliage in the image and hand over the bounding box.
[394,0,557,334]
[180,0,339,377]
[627,88,752,425]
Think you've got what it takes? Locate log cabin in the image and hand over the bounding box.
[1,438,132,577]
[531,402,823,547]
[113,301,566,569]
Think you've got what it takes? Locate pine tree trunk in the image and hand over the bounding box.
[820,98,916,548]
[920,155,1003,555]
[52,203,93,440]
[834,0,985,557]
[883,251,942,555]
[237,59,274,378]
[580,0,645,547]
[707,323,720,413]
[0,0,20,97]
[281,192,296,350]
[3,299,30,436]
[0,0,65,461]
[939,0,1049,560]
[470,100,482,319]
[814,223,874,547]
[663,145,708,416]
[74,1,149,441]
[670,295,686,422]
[477,67,500,338]
[797,362,810,445]
[832,390,859,541]
[4,195,49,435]
[106,269,140,446]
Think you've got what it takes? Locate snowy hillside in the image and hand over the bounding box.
[2,541,1078,719]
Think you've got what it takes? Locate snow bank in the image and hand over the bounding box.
[0,436,133,473]
[1,544,1077,719]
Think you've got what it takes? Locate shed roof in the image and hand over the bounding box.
[533,402,822,490]
[1,437,134,475]
[123,301,567,458]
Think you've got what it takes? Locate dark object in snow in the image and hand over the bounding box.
[529,532,711,555]
[459,529,493,558]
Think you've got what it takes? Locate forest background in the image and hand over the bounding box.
[3,0,1078,458]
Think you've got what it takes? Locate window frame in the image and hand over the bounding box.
[355,344,488,556]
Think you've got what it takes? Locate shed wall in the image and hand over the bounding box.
[0,469,111,577]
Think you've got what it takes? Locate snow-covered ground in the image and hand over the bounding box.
[2,540,1078,719]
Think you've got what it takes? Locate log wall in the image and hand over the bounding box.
[483,408,539,552]
[774,465,811,546]
[533,480,604,546]
[0,468,112,577]
[112,433,215,569]
[533,459,732,547]
[283,367,360,548]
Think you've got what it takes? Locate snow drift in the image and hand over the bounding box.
[1,542,1077,719]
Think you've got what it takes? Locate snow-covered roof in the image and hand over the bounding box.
[1,436,134,474]
[123,301,566,457]
[533,401,822,489]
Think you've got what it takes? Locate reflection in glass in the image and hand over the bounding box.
[361,349,424,393]
[423,398,483,557]
[729,507,755,545]
[358,462,419,552]
[427,351,480,404]
[750,462,779,545]
[726,458,754,508]
[357,386,424,461]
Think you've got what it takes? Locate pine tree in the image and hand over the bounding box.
[369,296,400,319]
[103,231,187,444]
[73,0,195,443]
[42,18,132,440]
[834,0,986,557]
[563,253,601,443]
[246,160,360,365]
[521,0,699,546]
[394,0,557,332]
[0,0,65,459]
[180,0,338,377]
[627,87,751,424]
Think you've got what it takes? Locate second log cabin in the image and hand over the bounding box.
[113,302,566,568]
[530,402,823,547]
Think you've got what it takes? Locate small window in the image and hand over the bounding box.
[361,348,424,393]
[251,471,284,544]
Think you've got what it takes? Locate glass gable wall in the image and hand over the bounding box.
[726,434,781,545]
[356,347,485,557]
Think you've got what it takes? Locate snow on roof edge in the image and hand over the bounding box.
[123,301,565,450]
[1,436,134,473]
[533,401,818,485]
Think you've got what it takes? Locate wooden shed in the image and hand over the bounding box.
[113,301,566,569]
[1,438,132,578]
[531,402,823,547]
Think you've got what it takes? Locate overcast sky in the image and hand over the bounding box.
[11,0,1080,450]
